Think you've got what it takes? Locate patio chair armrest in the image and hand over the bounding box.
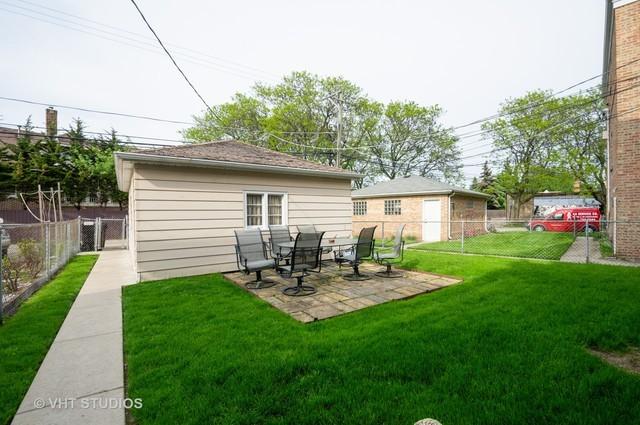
[234,245,249,272]
[263,241,271,257]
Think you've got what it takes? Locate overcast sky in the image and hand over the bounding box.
[0,0,606,182]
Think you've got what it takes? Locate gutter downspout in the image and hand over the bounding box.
[484,199,489,232]
[448,192,454,240]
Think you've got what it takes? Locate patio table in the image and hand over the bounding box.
[276,237,358,250]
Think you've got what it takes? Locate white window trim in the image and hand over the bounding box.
[243,191,288,230]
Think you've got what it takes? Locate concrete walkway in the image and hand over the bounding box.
[560,236,640,267]
[12,249,136,425]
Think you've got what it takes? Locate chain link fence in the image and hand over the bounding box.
[80,217,127,251]
[353,219,640,265]
[1,218,81,321]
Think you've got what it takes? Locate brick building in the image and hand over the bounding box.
[603,0,640,260]
[351,175,489,242]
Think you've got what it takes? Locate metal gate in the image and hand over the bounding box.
[80,217,127,251]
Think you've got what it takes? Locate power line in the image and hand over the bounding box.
[0,122,187,144]
[8,0,278,80]
[128,0,216,120]
[0,1,274,82]
[0,95,335,135]
[0,128,172,148]
[448,56,640,132]
[0,95,193,125]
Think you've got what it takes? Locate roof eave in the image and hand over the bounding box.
[351,189,492,200]
[114,151,361,191]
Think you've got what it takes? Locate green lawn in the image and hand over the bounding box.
[413,231,576,259]
[123,252,640,425]
[0,255,97,425]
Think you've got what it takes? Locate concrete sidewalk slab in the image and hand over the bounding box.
[12,249,136,425]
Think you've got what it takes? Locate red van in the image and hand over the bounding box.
[528,207,601,233]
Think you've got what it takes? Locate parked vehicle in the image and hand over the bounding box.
[1,218,10,256]
[528,207,601,233]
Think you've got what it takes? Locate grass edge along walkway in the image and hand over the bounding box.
[0,255,97,425]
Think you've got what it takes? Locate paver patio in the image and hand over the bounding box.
[227,262,462,322]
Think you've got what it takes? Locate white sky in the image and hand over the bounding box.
[0,0,606,182]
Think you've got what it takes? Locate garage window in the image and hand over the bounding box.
[245,192,287,229]
[465,200,474,209]
[353,201,367,216]
[384,199,401,215]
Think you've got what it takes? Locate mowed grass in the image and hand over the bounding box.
[0,255,97,425]
[413,231,576,259]
[123,252,640,425]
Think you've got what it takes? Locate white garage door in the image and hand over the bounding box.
[422,199,441,242]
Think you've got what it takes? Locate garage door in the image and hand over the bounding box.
[422,199,441,242]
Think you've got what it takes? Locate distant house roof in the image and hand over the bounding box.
[0,127,45,146]
[115,139,361,190]
[351,175,491,199]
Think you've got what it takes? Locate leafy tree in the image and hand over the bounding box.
[554,90,607,209]
[63,119,94,209]
[185,72,460,187]
[471,161,504,209]
[95,130,128,208]
[482,91,575,218]
[0,143,13,196]
[10,117,40,196]
[367,102,461,182]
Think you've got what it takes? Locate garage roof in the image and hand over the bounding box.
[115,139,361,190]
[352,175,491,199]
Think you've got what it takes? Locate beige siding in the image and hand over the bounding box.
[132,164,352,281]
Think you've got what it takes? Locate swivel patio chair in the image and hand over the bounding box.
[234,229,277,289]
[268,224,293,267]
[335,226,377,281]
[374,224,406,278]
[280,231,325,296]
[297,224,332,270]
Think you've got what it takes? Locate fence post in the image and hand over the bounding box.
[93,218,99,252]
[45,223,51,277]
[77,216,82,252]
[0,223,4,325]
[585,219,590,264]
[66,222,70,263]
[121,217,126,249]
[381,221,385,248]
[461,220,465,254]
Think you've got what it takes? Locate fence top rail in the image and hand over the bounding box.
[0,218,80,227]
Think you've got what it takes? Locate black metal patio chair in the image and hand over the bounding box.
[374,224,406,278]
[280,231,325,296]
[268,224,293,267]
[335,226,377,281]
[234,229,276,289]
[297,224,333,270]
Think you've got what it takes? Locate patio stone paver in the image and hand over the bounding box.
[226,262,462,322]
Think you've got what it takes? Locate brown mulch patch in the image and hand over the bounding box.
[588,347,640,375]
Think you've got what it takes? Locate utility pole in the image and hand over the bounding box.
[336,98,342,168]
[327,94,343,168]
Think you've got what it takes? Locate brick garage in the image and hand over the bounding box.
[351,176,489,242]
[603,0,640,261]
